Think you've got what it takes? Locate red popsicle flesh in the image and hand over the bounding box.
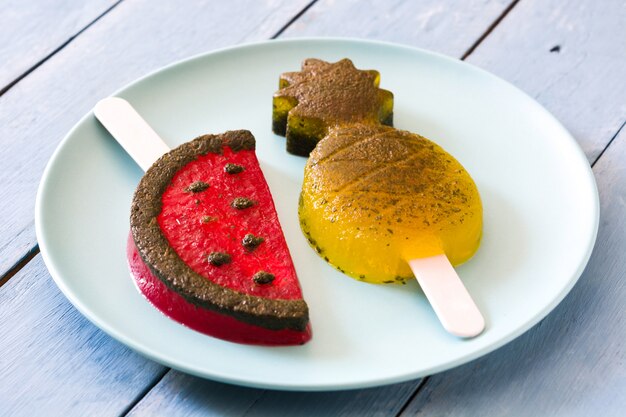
[158,146,302,299]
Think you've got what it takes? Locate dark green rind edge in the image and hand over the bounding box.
[283,110,394,157]
[286,129,322,156]
[130,130,309,332]
[273,94,394,157]
[380,112,393,128]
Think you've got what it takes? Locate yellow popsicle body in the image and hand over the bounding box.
[299,124,482,284]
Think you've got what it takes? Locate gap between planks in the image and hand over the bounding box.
[461,0,521,60]
[0,0,125,98]
[0,244,39,288]
[394,377,430,417]
[271,0,319,39]
[591,119,626,167]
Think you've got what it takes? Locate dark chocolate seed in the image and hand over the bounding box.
[207,252,231,266]
[224,163,245,174]
[242,233,264,250]
[185,181,209,193]
[253,271,275,285]
[231,197,255,209]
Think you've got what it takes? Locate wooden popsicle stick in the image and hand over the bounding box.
[94,97,170,172]
[408,254,485,338]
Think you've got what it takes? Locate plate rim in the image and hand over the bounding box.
[35,37,600,391]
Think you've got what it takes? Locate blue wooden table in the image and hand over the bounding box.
[1,1,625,416]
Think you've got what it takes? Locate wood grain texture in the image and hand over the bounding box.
[465,0,626,162]
[281,0,515,57]
[0,255,166,417]
[0,0,311,280]
[0,0,118,91]
[400,124,626,417]
[127,370,419,417]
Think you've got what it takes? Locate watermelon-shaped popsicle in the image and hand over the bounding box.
[129,130,311,345]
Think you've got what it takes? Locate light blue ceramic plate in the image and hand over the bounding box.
[36,38,598,391]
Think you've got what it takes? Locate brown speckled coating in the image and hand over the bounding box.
[273,58,393,156]
[130,130,309,331]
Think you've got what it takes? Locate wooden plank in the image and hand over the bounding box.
[465,0,626,162]
[0,254,167,417]
[127,370,419,417]
[0,0,118,92]
[280,0,515,58]
[0,0,311,279]
[400,124,626,417]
